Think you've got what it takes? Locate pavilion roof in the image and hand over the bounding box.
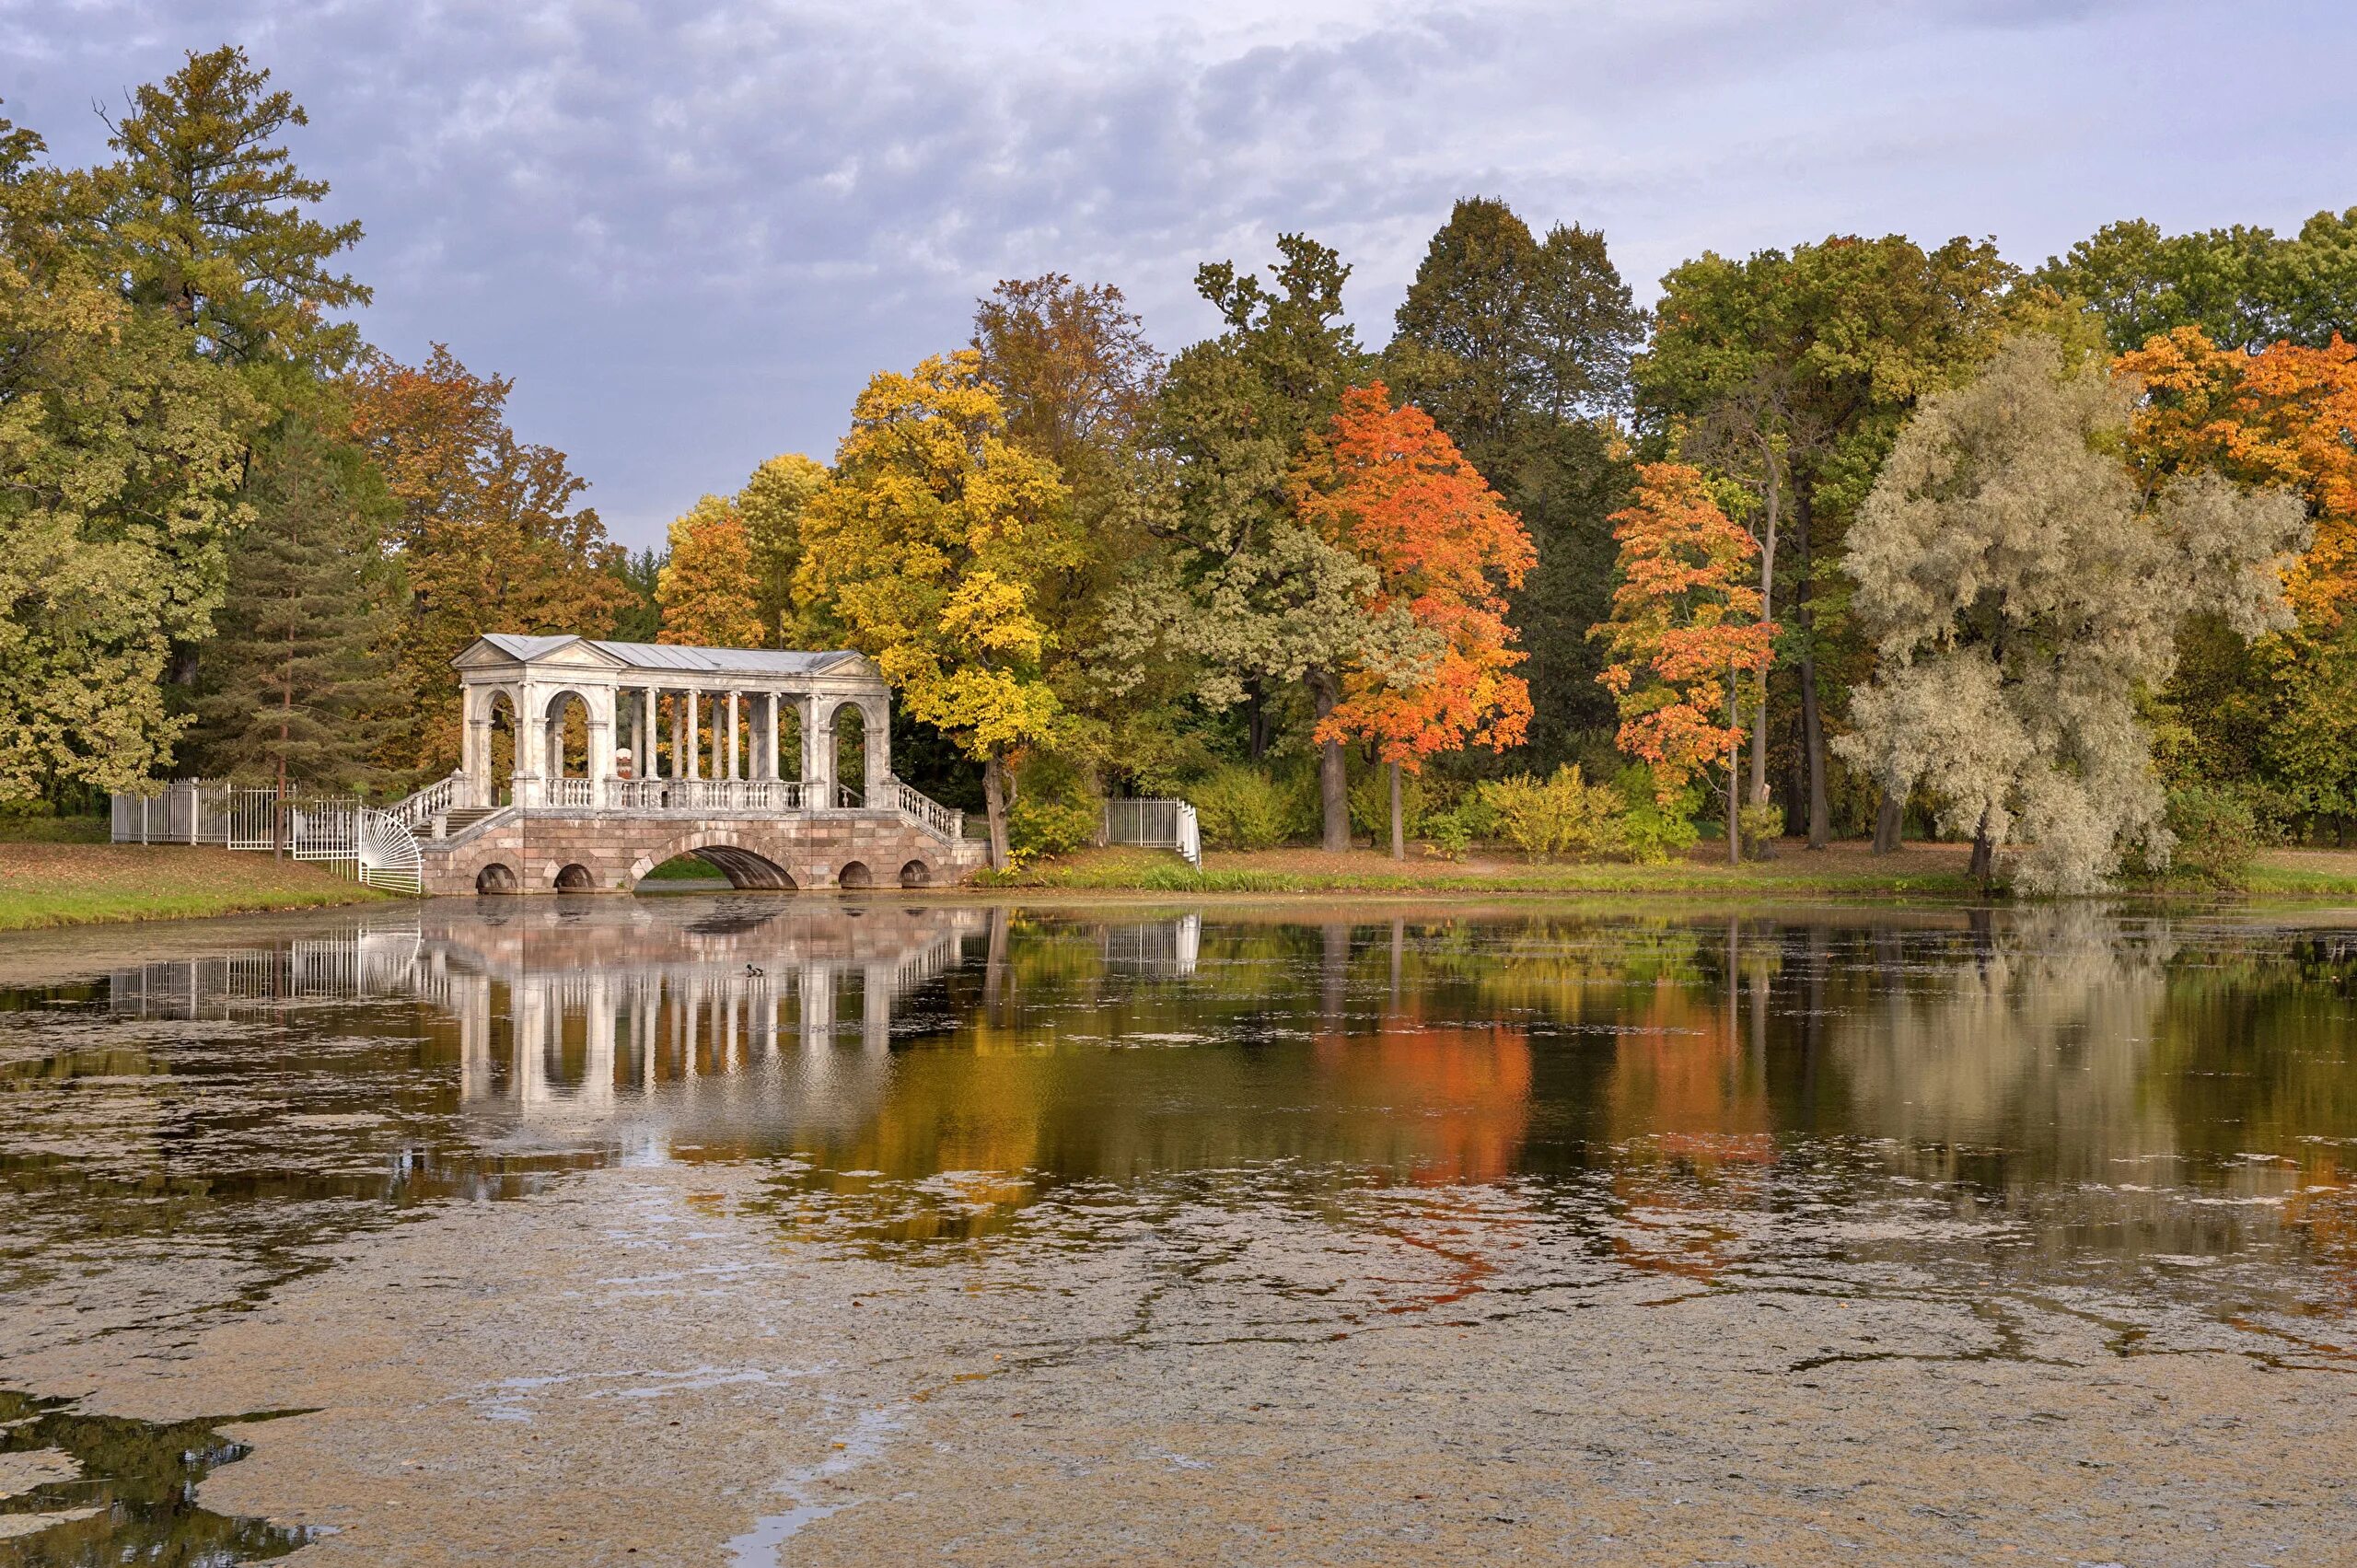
[471,633,866,677]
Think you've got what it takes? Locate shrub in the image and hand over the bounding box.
[2148,782,2266,889]
[1348,766,1430,842]
[1610,766,1702,865]
[1737,800,1785,861]
[1190,764,1293,850]
[1008,795,1099,860]
[1478,766,1622,861]
[1422,810,1475,861]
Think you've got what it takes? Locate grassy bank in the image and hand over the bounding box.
[990,841,1985,898]
[987,841,2357,901]
[0,843,397,932]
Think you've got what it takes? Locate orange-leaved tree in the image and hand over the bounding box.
[346,344,632,778]
[656,494,762,647]
[2117,328,2357,821]
[1295,382,1536,858]
[1593,462,1775,865]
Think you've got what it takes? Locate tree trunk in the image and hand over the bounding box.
[982,750,1012,871]
[1246,679,1269,761]
[1749,457,1779,808]
[1872,791,1903,855]
[1388,761,1405,861]
[1309,670,1348,854]
[1794,487,1829,849]
[1968,808,1996,889]
[1725,672,1741,867]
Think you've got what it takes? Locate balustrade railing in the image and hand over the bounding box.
[544,777,595,807]
[388,772,464,828]
[420,771,965,841]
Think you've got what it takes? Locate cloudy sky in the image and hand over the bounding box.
[6,0,2352,548]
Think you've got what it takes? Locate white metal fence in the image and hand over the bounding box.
[111,780,424,895]
[1104,797,1202,867]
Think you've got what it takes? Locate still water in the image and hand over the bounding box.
[2,896,2354,1562]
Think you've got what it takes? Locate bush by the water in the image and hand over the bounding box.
[1478,766,1623,861]
[2143,782,2267,889]
[1190,763,1297,849]
[1009,794,1100,859]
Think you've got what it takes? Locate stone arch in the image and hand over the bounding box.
[554,863,595,891]
[482,688,521,805]
[830,702,867,803]
[625,828,798,892]
[476,862,519,895]
[540,687,598,781]
[837,859,873,889]
[899,858,931,888]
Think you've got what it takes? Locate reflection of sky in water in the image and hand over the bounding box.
[3,899,2356,1324]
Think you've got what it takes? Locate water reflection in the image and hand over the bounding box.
[5,899,2356,1295]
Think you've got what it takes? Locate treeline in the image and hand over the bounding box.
[6,46,2354,889]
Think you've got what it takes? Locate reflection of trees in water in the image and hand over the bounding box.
[1832,906,2181,1183]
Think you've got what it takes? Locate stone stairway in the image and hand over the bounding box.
[434,807,508,839]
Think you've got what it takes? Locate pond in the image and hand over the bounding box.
[1,897,2352,1562]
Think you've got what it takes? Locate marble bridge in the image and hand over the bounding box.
[393,634,990,896]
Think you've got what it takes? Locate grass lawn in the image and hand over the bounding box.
[990,840,2357,901]
[993,839,1986,898]
[0,843,398,932]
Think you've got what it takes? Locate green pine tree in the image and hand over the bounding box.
[187,420,399,797]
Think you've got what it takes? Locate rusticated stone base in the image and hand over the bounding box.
[416,809,987,895]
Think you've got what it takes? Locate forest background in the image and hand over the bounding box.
[6,45,2355,890]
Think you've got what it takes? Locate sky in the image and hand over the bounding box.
[5,0,2353,550]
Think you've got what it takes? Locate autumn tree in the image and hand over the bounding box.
[1837,336,2307,893]
[2119,327,2357,829]
[1295,384,1535,858]
[1638,235,2016,848]
[1593,464,1775,865]
[347,344,633,776]
[1387,197,1643,765]
[737,453,830,646]
[1109,234,1414,850]
[656,495,761,647]
[971,274,1164,784]
[795,352,1076,868]
[90,45,366,369]
[0,112,256,801]
[184,420,398,796]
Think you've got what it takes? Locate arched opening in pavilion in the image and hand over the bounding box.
[833,703,866,805]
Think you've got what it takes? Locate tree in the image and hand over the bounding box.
[1593,464,1775,865]
[608,547,664,643]
[737,453,829,646]
[183,419,398,801]
[656,495,761,646]
[1836,336,2308,893]
[1638,234,2017,847]
[1109,234,1411,850]
[0,103,258,803]
[346,344,633,776]
[2118,327,2357,830]
[91,45,366,368]
[971,274,1164,784]
[2035,211,2357,355]
[796,352,1076,868]
[1295,383,1536,857]
[1387,198,1643,767]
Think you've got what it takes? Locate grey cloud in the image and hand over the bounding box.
[4,0,2351,545]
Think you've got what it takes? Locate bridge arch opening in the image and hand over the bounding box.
[837,860,873,889]
[899,858,930,888]
[476,862,518,895]
[687,844,796,890]
[554,863,595,891]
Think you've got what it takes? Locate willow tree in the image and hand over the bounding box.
[1837,336,2308,893]
[796,352,1075,868]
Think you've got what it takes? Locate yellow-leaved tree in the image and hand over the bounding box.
[656,494,761,647]
[796,352,1075,868]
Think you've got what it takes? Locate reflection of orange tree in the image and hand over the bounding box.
[1605,975,1772,1283]
[1312,1008,1533,1185]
